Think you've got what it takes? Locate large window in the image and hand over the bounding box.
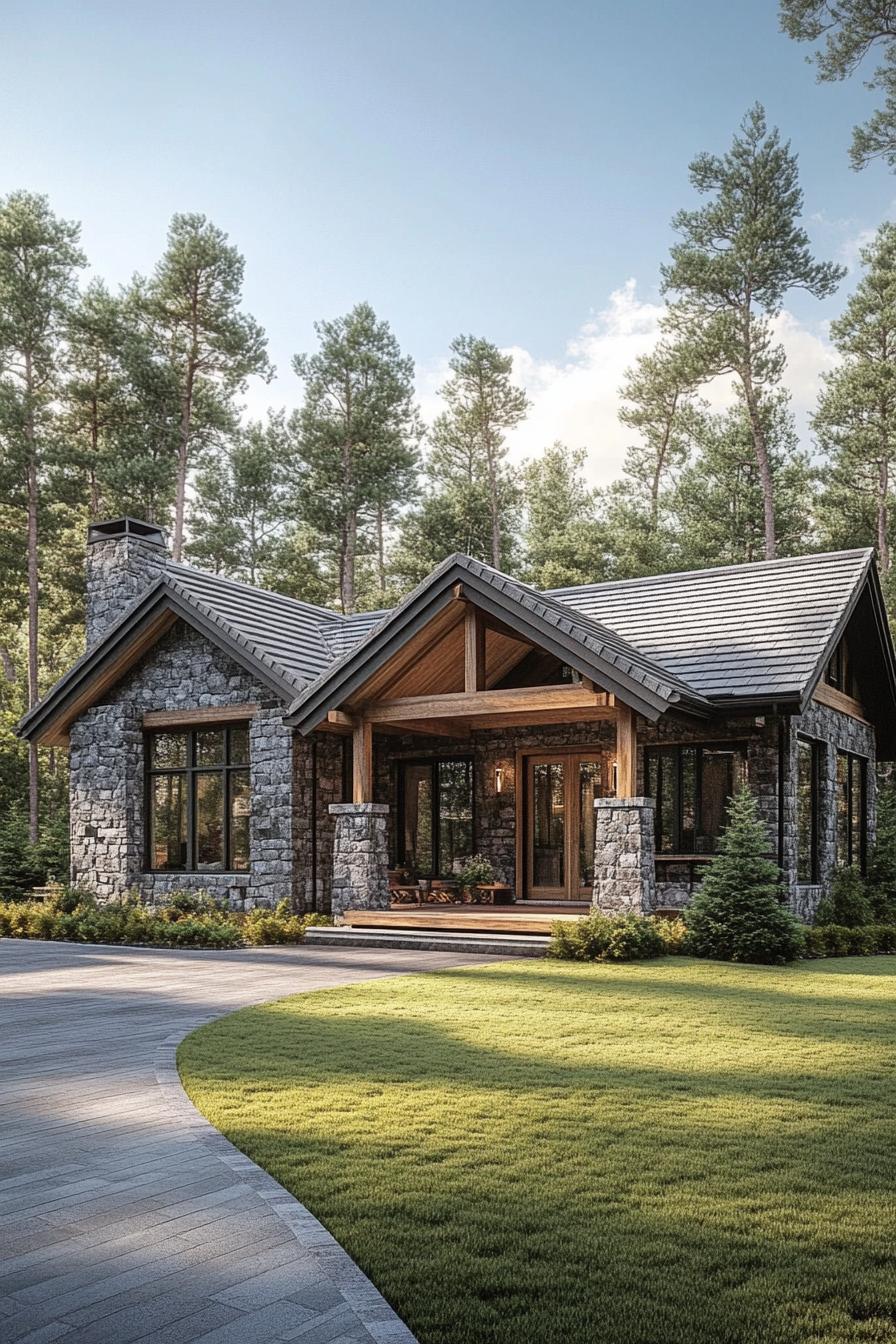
[837,751,867,870]
[397,757,473,877]
[146,725,250,872]
[644,744,745,855]
[796,737,819,884]
[825,636,855,697]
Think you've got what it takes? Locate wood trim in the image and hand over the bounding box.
[361,685,614,723]
[143,704,260,729]
[353,719,374,802]
[812,681,871,724]
[464,605,486,692]
[616,706,637,797]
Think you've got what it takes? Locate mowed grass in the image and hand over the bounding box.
[178,958,896,1344]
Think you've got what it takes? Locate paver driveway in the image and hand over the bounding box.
[0,938,492,1344]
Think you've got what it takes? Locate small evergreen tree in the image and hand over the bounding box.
[685,787,805,963]
[0,803,44,901]
[815,866,875,927]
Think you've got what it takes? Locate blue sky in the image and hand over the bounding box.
[3,0,895,480]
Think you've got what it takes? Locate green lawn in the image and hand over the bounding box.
[178,958,896,1344]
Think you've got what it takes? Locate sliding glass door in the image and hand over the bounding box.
[525,752,608,899]
[397,757,474,878]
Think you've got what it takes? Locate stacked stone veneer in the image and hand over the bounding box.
[781,700,876,921]
[69,621,296,909]
[329,803,390,919]
[85,532,167,647]
[591,798,657,914]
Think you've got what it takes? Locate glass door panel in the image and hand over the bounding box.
[438,759,474,874]
[402,764,433,874]
[531,760,565,892]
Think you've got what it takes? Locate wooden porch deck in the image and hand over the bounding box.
[341,902,589,935]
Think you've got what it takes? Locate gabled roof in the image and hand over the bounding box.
[17,542,896,747]
[17,571,342,744]
[549,548,883,706]
[285,553,712,732]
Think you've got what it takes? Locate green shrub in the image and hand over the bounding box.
[815,866,875,927]
[0,805,45,901]
[459,855,496,888]
[549,911,668,962]
[241,900,333,946]
[654,916,689,954]
[684,788,805,964]
[804,922,896,957]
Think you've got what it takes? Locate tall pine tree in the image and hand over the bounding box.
[662,105,843,559]
[0,192,85,841]
[814,221,896,574]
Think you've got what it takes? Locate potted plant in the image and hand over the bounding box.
[458,854,496,902]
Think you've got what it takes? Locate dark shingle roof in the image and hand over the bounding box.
[167,564,341,688]
[548,549,875,702]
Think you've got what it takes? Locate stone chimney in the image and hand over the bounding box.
[85,518,168,648]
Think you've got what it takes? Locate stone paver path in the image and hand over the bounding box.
[0,939,493,1344]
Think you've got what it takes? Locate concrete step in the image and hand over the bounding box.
[304,926,551,957]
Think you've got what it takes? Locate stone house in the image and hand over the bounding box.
[17,517,896,925]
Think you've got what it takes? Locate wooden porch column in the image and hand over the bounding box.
[615,706,637,797]
[464,604,486,692]
[352,719,374,803]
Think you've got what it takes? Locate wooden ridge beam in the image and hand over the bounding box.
[360,684,615,723]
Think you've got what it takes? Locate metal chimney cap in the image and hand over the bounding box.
[86,517,167,548]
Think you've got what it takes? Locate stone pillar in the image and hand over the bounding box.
[592,796,656,915]
[329,803,390,919]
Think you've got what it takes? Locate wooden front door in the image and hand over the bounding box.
[524,751,609,900]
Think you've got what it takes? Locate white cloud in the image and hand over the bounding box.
[416,280,839,487]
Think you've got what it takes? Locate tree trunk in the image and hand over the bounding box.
[739,370,776,561]
[485,429,501,568]
[340,511,357,614]
[26,432,40,845]
[376,503,386,597]
[172,378,193,562]
[878,452,890,573]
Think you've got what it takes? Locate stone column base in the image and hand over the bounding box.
[592,797,656,915]
[329,803,390,920]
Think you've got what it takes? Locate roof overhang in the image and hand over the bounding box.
[16,580,297,745]
[286,557,710,733]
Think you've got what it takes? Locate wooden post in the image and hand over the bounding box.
[353,719,373,803]
[464,605,486,693]
[615,706,637,797]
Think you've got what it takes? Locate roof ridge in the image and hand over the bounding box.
[547,547,875,598]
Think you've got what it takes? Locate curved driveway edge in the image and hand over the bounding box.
[0,939,496,1344]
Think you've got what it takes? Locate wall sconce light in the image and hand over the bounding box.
[495,766,504,794]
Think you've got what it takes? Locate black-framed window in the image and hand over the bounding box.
[644,744,746,855]
[796,736,819,884]
[146,726,250,872]
[825,637,854,696]
[397,757,474,877]
[837,751,867,871]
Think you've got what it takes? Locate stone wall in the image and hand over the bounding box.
[85,533,167,647]
[294,732,346,912]
[781,700,876,922]
[69,620,295,908]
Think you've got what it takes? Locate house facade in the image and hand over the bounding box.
[18,518,896,924]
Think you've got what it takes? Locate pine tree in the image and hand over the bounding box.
[433,335,529,569]
[673,396,816,568]
[521,443,608,588]
[684,787,805,963]
[136,214,271,561]
[188,413,291,583]
[814,222,896,574]
[780,1,896,169]
[291,303,420,614]
[618,338,703,532]
[662,104,843,559]
[0,191,85,842]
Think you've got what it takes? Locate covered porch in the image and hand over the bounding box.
[285,558,711,922]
